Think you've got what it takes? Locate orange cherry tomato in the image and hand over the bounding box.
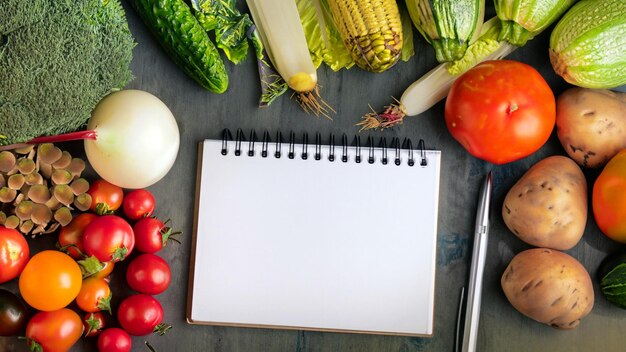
[75,278,111,313]
[92,261,115,280]
[26,308,83,352]
[87,179,124,214]
[19,250,82,311]
[593,150,626,243]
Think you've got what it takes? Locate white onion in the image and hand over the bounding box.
[84,90,180,189]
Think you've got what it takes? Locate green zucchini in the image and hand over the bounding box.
[406,0,485,63]
[494,0,576,47]
[129,0,228,93]
[599,252,626,309]
[549,0,626,89]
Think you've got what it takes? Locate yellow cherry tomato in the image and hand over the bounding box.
[19,250,82,311]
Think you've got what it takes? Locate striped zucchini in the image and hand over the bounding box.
[129,0,228,93]
[550,0,626,89]
[326,0,403,72]
[406,0,485,63]
[494,0,576,46]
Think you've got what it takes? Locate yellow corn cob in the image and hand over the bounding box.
[327,0,403,72]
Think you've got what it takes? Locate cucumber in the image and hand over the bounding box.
[130,0,228,93]
[549,0,626,89]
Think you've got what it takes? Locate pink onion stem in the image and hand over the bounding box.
[0,130,97,152]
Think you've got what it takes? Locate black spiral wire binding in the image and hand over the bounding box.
[248,130,257,157]
[315,133,322,161]
[235,128,244,156]
[380,138,388,165]
[219,129,427,167]
[301,133,309,160]
[341,134,348,163]
[367,136,375,164]
[354,136,362,163]
[403,138,414,166]
[288,132,296,159]
[221,129,232,155]
[418,139,428,166]
[274,131,282,158]
[392,137,401,166]
[261,131,270,158]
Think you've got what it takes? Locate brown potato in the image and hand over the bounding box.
[502,156,587,250]
[501,248,594,329]
[556,88,626,168]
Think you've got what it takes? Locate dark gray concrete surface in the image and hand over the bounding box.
[1,1,625,351]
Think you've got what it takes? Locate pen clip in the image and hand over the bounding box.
[455,287,466,352]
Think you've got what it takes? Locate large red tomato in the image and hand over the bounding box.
[26,308,83,352]
[0,226,29,284]
[83,215,135,262]
[445,60,556,164]
[593,149,626,243]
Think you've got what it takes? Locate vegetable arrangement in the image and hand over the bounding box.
[0,182,179,351]
[359,0,578,129]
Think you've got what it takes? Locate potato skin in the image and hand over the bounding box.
[556,88,626,168]
[502,156,587,250]
[501,248,594,329]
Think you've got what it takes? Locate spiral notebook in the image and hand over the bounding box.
[187,130,442,336]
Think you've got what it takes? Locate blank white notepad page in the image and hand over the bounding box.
[188,139,441,336]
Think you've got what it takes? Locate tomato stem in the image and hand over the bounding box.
[153,323,172,336]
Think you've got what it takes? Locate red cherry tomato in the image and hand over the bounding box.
[97,328,132,352]
[445,60,556,164]
[88,179,124,215]
[123,189,156,220]
[59,213,97,259]
[83,215,135,262]
[83,312,107,337]
[134,217,178,254]
[75,278,112,313]
[117,294,167,336]
[26,308,83,352]
[126,254,171,295]
[0,226,29,284]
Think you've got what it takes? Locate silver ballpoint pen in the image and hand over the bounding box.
[460,171,492,352]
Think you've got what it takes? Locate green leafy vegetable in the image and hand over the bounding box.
[191,0,287,105]
[191,0,251,64]
[0,0,134,146]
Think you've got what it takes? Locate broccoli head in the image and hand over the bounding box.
[0,0,135,146]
